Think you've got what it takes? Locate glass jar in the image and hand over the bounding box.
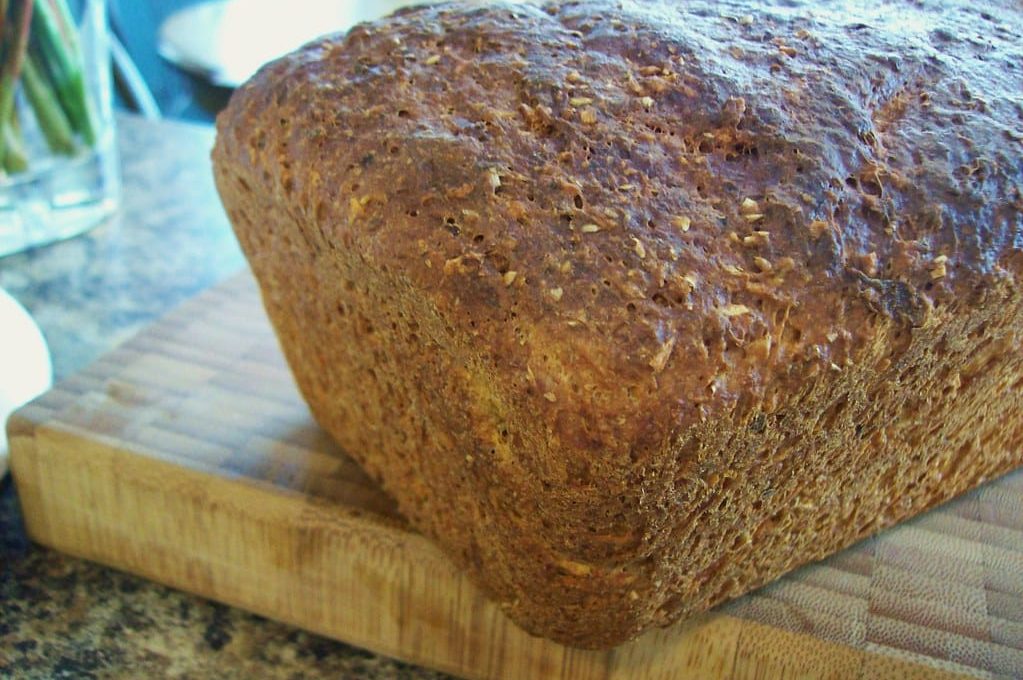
[0,0,118,258]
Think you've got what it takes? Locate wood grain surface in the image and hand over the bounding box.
[9,272,1022,680]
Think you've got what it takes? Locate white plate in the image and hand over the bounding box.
[0,287,52,475]
[158,0,426,87]
[158,0,524,88]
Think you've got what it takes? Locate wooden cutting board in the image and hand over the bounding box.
[9,271,1022,680]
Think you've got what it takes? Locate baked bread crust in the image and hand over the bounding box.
[213,0,1023,648]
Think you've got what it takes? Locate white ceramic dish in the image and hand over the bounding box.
[158,0,524,88]
[0,287,52,476]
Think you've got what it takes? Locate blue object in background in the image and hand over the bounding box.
[110,0,230,122]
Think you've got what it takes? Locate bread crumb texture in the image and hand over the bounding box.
[213,0,1023,648]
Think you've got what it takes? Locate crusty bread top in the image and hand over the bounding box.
[216,0,1023,458]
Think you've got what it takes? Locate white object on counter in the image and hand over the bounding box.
[158,0,525,88]
[0,287,53,477]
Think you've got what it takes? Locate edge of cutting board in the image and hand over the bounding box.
[8,407,965,680]
[7,271,979,679]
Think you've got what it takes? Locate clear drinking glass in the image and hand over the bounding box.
[0,0,118,258]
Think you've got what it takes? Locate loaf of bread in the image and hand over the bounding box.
[212,0,1023,648]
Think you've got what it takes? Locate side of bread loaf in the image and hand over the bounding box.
[213,0,1023,648]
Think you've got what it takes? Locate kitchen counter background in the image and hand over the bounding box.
[0,115,449,679]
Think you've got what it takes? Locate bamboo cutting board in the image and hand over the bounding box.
[8,271,1023,680]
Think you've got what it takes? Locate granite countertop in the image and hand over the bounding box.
[0,115,449,679]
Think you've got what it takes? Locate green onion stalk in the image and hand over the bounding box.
[1,0,98,177]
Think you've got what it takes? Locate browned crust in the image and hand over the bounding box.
[213,1,1023,648]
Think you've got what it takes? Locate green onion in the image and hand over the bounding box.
[30,0,95,144]
[2,118,28,172]
[2,0,99,176]
[22,51,74,154]
[0,0,34,168]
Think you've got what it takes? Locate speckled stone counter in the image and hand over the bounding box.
[0,115,450,679]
